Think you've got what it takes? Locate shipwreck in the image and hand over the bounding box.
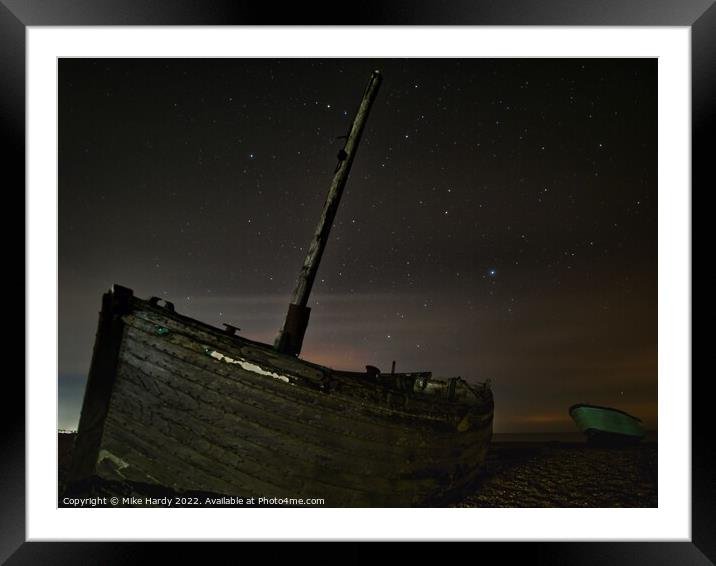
[66,70,494,507]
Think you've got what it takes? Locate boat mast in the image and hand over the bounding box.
[274,70,383,356]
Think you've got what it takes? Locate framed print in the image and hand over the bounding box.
[4,0,710,563]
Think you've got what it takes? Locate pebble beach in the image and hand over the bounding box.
[453,438,657,507]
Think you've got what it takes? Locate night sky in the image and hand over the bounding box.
[59,58,657,433]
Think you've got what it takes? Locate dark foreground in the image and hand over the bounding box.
[453,440,657,507]
[59,433,657,508]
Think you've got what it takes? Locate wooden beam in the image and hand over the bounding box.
[275,70,383,356]
[67,285,133,486]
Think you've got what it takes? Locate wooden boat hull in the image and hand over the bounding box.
[68,285,494,507]
[569,404,645,445]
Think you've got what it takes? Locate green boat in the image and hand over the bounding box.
[569,404,645,444]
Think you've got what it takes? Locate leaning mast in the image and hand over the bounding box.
[274,70,383,356]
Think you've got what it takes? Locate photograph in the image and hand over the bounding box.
[0,0,706,555]
[58,57,658,509]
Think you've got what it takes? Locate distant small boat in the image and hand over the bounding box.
[569,404,645,444]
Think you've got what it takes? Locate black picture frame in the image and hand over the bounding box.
[4,1,710,563]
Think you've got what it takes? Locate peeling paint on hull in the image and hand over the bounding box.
[205,348,291,383]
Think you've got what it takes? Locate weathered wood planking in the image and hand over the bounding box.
[69,286,493,506]
[128,307,491,426]
[109,358,487,487]
[123,316,485,442]
[118,316,492,464]
[103,376,445,503]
